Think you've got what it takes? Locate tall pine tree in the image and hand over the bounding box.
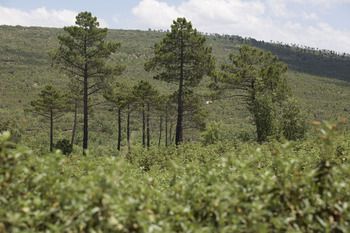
[145,18,215,145]
[49,12,125,154]
[25,85,68,152]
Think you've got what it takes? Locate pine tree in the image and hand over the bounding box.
[49,12,125,154]
[104,82,132,151]
[145,17,215,145]
[132,81,159,148]
[25,85,68,152]
[214,45,292,142]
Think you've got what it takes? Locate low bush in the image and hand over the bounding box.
[54,139,72,155]
[1,121,350,232]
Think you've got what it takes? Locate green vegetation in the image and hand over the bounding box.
[1,120,350,232]
[1,11,350,232]
[1,24,349,148]
[25,85,69,152]
[213,45,308,142]
[49,12,125,154]
[145,17,215,145]
[132,80,159,149]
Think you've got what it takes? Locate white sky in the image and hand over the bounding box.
[0,0,349,54]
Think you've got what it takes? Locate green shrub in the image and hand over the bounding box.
[280,98,310,140]
[1,122,350,232]
[54,139,72,155]
[200,121,221,146]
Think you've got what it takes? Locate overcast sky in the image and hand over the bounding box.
[0,0,349,54]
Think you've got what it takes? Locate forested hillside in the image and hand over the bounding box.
[0,24,350,151]
[2,18,350,232]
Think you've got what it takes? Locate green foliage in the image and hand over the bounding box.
[2,24,350,232]
[145,17,215,87]
[2,124,350,232]
[1,25,350,149]
[25,85,69,151]
[0,118,22,143]
[132,80,160,148]
[0,131,18,191]
[168,90,208,133]
[132,80,159,109]
[145,17,215,145]
[25,85,68,118]
[242,37,350,81]
[104,82,132,109]
[49,12,125,82]
[311,119,347,160]
[280,97,310,140]
[54,139,72,155]
[200,121,221,146]
[214,45,309,142]
[0,131,31,210]
[49,12,125,153]
[249,92,277,141]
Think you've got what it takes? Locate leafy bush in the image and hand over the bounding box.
[54,139,72,155]
[280,97,310,140]
[200,121,221,146]
[1,122,350,232]
[0,118,22,143]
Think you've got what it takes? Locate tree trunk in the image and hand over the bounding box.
[169,121,173,144]
[158,115,162,147]
[175,89,184,146]
[50,109,53,152]
[146,102,150,149]
[175,39,184,146]
[83,64,88,155]
[71,101,78,150]
[117,107,121,151]
[165,106,168,147]
[142,104,145,148]
[127,103,130,152]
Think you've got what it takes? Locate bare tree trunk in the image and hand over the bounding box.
[50,109,53,152]
[175,39,184,146]
[146,102,150,149]
[169,121,174,144]
[117,107,121,151]
[142,104,145,148]
[175,81,184,145]
[71,101,77,150]
[158,115,162,147]
[165,107,168,147]
[127,103,130,152]
[83,64,88,156]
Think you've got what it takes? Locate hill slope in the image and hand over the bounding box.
[0,25,349,149]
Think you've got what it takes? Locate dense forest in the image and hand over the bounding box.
[1,12,350,232]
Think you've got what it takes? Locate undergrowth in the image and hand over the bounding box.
[1,120,350,232]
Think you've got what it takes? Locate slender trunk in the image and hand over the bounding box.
[169,121,173,144]
[165,106,168,147]
[158,115,162,147]
[71,101,78,150]
[127,103,130,152]
[142,104,145,147]
[50,109,53,152]
[146,102,150,149]
[83,52,88,155]
[175,39,184,146]
[117,107,121,151]
[175,92,184,146]
[250,78,261,142]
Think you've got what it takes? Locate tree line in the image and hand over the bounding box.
[25,12,308,155]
